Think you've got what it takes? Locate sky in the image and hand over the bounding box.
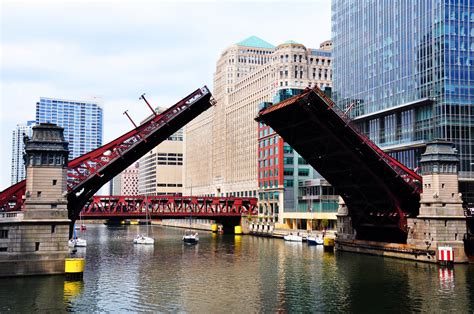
[0,0,331,191]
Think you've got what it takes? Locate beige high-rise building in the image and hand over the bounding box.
[138,108,184,196]
[112,162,139,196]
[184,36,332,200]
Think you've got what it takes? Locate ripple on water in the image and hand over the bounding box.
[1,225,473,312]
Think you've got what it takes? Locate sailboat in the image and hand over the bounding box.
[133,196,154,245]
[182,214,199,244]
[182,183,198,244]
[69,225,87,247]
[182,229,199,244]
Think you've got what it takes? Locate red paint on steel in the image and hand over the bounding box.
[0,87,213,217]
[81,195,258,218]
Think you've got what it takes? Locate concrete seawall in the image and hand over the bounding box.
[152,219,214,231]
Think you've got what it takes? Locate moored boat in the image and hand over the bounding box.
[183,230,199,244]
[284,233,303,242]
[68,237,87,247]
[307,234,324,245]
[133,234,154,245]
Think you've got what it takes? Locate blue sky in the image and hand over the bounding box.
[0,0,331,190]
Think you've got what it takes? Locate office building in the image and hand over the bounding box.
[332,0,474,201]
[36,97,103,160]
[138,108,184,196]
[112,162,139,196]
[10,121,36,184]
[186,36,337,228]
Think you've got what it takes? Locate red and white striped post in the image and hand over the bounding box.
[438,246,454,265]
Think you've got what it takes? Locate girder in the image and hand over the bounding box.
[0,87,215,225]
[82,195,258,219]
[256,87,422,242]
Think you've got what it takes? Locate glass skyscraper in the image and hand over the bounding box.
[332,0,474,201]
[36,97,103,160]
[11,120,36,184]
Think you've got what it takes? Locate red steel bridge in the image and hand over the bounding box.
[256,87,422,243]
[81,195,257,219]
[0,86,257,229]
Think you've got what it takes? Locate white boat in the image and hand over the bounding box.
[307,234,324,245]
[283,233,303,242]
[133,234,154,245]
[182,230,199,244]
[134,199,154,245]
[75,238,87,247]
[68,237,87,247]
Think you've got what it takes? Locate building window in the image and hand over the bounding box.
[52,179,57,186]
[0,247,7,252]
[298,169,309,176]
[0,230,8,239]
[51,225,56,233]
[35,242,40,251]
[37,191,42,197]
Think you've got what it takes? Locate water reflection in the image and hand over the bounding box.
[0,225,472,312]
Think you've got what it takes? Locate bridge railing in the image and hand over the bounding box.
[67,87,212,191]
[0,211,24,221]
[0,86,213,213]
[310,87,422,193]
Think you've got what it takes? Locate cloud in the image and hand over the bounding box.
[0,0,331,190]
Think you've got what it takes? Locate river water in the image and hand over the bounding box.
[0,224,473,312]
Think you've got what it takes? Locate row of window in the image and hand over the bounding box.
[259,158,278,168]
[259,147,278,158]
[156,183,183,187]
[224,190,257,197]
[259,135,278,147]
[279,54,331,66]
[259,180,280,188]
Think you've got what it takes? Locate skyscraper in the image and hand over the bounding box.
[36,97,103,160]
[10,120,36,184]
[332,0,474,202]
[185,36,275,197]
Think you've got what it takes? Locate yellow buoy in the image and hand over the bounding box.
[65,258,85,273]
[234,225,242,235]
[211,224,218,232]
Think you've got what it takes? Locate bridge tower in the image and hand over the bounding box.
[407,140,467,263]
[0,123,70,276]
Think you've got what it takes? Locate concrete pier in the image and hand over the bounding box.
[336,141,468,263]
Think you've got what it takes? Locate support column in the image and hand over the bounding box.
[336,196,355,241]
[0,123,71,276]
[407,141,467,263]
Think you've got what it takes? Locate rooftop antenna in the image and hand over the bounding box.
[139,93,157,117]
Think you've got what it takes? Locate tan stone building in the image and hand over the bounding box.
[184,36,333,208]
[138,108,184,196]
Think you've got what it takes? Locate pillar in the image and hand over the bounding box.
[407,141,467,263]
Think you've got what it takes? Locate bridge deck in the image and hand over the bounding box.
[256,88,421,242]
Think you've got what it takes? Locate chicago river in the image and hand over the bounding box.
[0,224,472,312]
